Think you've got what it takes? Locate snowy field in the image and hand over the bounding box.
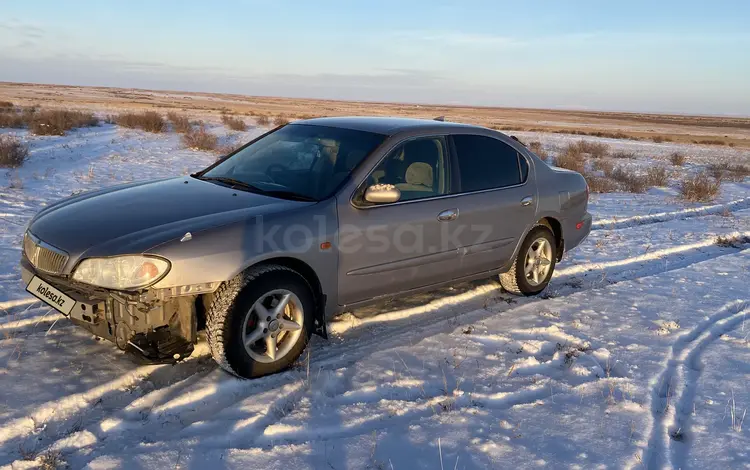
[1,120,749,469]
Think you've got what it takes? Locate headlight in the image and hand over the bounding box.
[72,256,170,290]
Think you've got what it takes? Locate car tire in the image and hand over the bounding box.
[205,264,315,379]
[500,226,557,296]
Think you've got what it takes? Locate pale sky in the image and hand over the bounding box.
[1,0,749,115]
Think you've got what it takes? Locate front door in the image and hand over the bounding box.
[336,136,461,306]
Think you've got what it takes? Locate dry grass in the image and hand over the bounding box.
[669,152,686,166]
[0,107,97,135]
[528,141,549,161]
[116,111,165,133]
[556,129,630,139]
[256,115,270,126]
[715,234,750,248]
[39,449,63,470]
[610,150,636,159]
[0,135,29,168]
[29,109,98,135]
[18,443,37,460]
[218,141,244,155]
[0,111,26,128]
[182,125,218,150]
[707,162,750,182]
[167,111,192,133]
[273,115,289,126]
[499,127,736,146]
[592,159,615,175]
[221,114,247,131]
[609,166,649,193]
[679,171,721,202]
[645,166,669,186]
[495,127,634,140]
[574,140,610,158]
[697,139,726,146]
[585,175,620,193]
[0,100,13,109]
[554,146,586,173]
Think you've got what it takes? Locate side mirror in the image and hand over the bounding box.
[364,184,401,204]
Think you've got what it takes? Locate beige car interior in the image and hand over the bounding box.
[370,138,446,201]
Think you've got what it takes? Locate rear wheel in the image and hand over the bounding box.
[206,265,314,378]
[500,226,557,296]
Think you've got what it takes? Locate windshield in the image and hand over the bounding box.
[201,124,386,200]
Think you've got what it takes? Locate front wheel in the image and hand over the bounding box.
[206,265,314,379]
[500,226,557,296]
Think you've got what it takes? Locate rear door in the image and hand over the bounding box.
[447,134,538,277]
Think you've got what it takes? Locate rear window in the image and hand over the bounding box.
[452,135,525,192]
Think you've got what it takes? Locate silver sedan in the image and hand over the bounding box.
[21,117,591,378]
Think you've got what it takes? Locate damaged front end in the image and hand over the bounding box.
[21,255,218,363]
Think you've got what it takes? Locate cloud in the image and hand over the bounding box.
[0,19,45,38]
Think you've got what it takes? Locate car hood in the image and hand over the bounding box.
[29,177,314,263]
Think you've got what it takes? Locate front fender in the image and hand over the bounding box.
[149,200,339,313]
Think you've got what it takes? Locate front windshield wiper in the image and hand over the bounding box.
[194,175,316,201]
[194,175,261,191]
[259,190,317,202]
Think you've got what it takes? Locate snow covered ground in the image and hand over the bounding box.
[1,121,749,469]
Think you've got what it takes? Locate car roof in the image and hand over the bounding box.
[293,116,482,135]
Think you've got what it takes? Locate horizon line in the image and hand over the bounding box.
[2,79,749,120]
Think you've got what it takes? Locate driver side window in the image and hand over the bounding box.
[368,137,448,202]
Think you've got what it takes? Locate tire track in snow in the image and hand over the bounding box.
[0,298,40,317]
[641,301,749,470]
[0,354,217,465]
[0,308,62,336]
[592,197,750,231]
[669,308,750,469]
[253,382,563,448]
[0,363,165,455]
[326,232,750,343]
[554,231,750,279]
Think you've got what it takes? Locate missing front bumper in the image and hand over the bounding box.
[21,260,198,362]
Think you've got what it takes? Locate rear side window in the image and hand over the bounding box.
[519,153,529,181]
[452,135,526,192]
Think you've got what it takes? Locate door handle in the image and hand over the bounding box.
[520,196,533,206]
[437,209,459,222]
